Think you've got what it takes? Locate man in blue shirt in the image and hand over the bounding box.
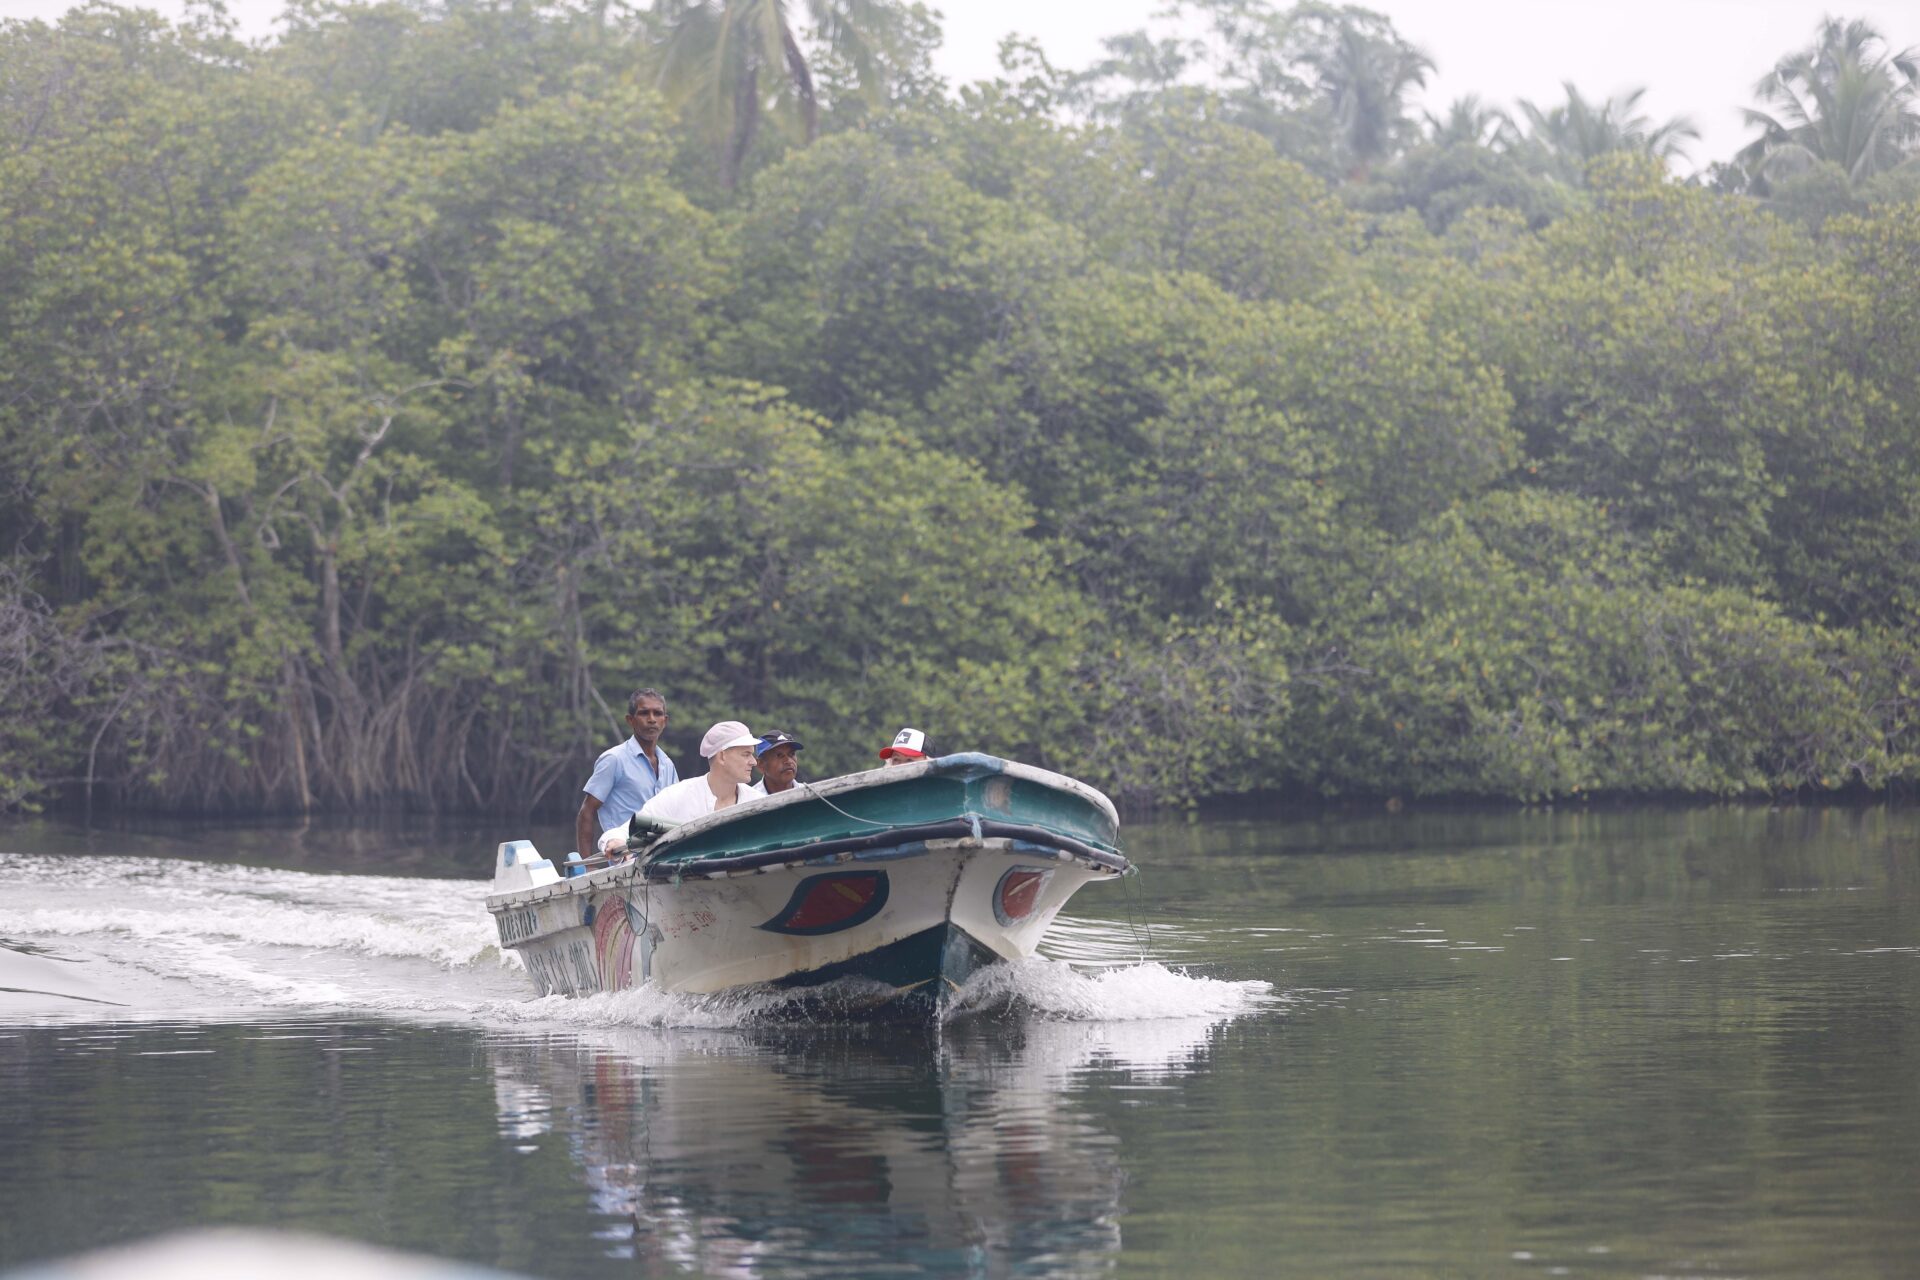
[576,688,678,857]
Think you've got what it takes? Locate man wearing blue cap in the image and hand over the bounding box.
[747,731,803,796]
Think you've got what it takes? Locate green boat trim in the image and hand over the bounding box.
[637,754,1123,870]
[636,819,1127,882]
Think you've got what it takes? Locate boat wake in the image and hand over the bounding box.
[0,850,1275,1031]
[468,954,1276,1032]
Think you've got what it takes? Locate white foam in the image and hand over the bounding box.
[0,902,504,969]
[0,851,527,1019]
[954,955,1276,1021]
[0,851,1278,1036]
[423,956,1276,1034]
[0,851,505,968]
[20,1226,517,1279]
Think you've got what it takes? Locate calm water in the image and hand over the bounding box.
[1,807,1917,1278]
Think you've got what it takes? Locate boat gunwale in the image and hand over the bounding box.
[641,817,1129,880]
[644,753,1120,860]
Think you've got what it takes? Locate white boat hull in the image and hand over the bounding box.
[493,837,1115,1004]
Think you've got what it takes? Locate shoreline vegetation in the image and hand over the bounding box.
[2,2,1917,818]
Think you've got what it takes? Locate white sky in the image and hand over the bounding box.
[3,0,1915,170]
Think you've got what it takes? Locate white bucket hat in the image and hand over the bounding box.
[699,720,757,758]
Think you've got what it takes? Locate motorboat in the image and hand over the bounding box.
[485,753,1130,1012]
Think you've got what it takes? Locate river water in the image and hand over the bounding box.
[1,806,1916,1278]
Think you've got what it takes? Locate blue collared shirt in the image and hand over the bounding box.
[584,737,678,832]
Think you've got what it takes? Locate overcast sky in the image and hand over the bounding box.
[3,0,1915,170]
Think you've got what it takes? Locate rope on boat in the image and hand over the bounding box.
[795,779,896,829]
[1121,865,1156,963]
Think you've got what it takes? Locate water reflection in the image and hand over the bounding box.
[487,1015,1229,1277]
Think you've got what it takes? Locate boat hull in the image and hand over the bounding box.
[498,838,1115,1006]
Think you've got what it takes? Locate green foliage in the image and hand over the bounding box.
[1291,492,1882,799]
[1113,109,1359,301]
[1759,160,1866,230]
[0,559,96,810]
[1063,0,1433,180]
[1511,84,1700,185]
[1352,141,1570,232]
[0,3,1916,814]
[720,132,1009,416]
[1070,602,1294,805]
[1837,624,1920,781]
[648,0,911,188]
[1760,201,1920,627]
[1507,163,1807,585]
[1736,17,1920,189]
[273,0,613,137]
[529,384,1091,784]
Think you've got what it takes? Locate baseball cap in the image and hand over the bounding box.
[879,726,935,761]
[700,720,757,758]
[755,731,804,758]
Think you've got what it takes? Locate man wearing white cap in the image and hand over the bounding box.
[879,727,936,766]
[627,720,760,831]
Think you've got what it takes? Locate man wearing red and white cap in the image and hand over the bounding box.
[879,726,937,766]
[623,720,759,833]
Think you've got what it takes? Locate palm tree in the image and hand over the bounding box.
[1424,94,1511,148]
[1514,83,1698,185]
[1293,7,1434,179]
[653,0,893,188]
[1737,18,1920,186]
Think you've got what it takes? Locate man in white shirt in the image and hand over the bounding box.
[627,720,759,830]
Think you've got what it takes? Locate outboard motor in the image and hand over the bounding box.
[623,813,679,859]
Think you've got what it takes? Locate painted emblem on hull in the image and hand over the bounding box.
[993,866,1055,926]
[758,871,890,936]
[591,894,652,991]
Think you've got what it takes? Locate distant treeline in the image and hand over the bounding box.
[1,0,1917,813]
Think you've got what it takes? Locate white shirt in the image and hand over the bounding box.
[605,777,763,851]
[640,775,732,823]
[645,775,764,825]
